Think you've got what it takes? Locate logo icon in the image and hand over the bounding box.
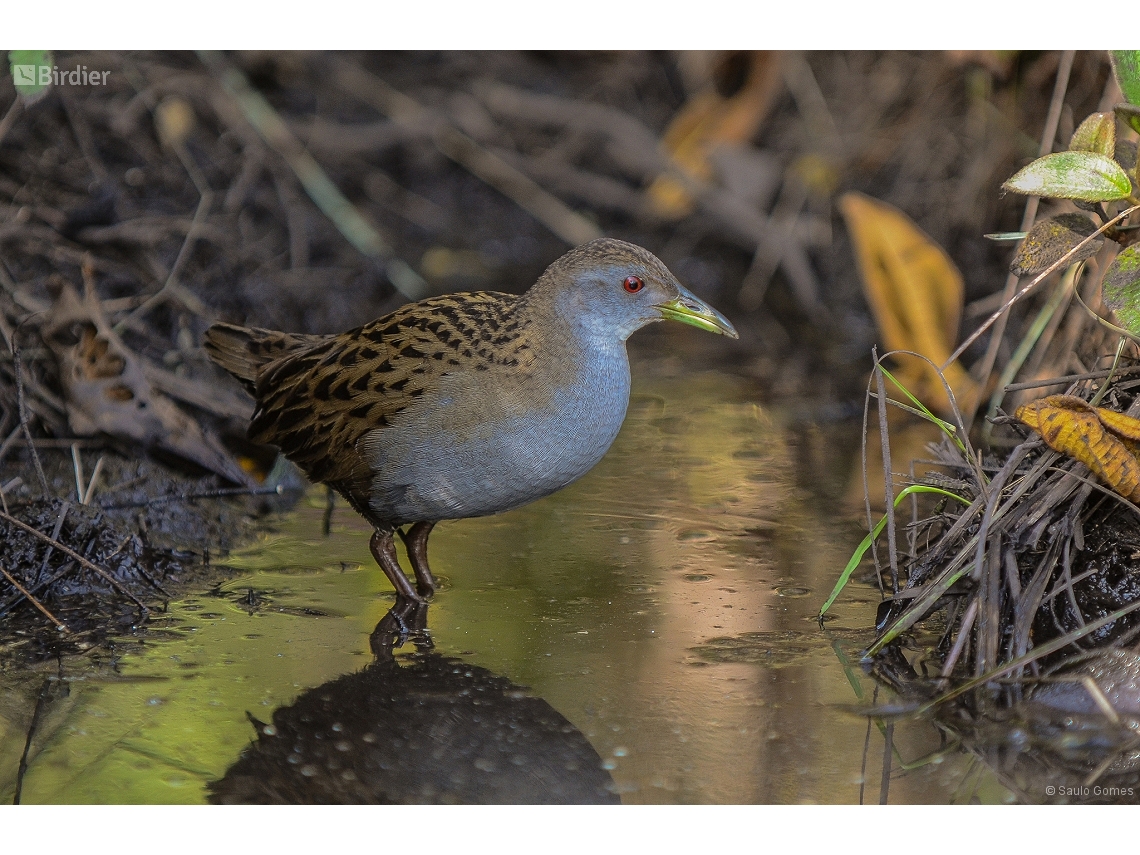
[12,64,37,86]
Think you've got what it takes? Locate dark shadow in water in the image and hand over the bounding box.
[208,600,619,804]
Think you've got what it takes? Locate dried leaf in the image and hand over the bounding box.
[1069,112,1115,157]
[1010,213,1102,276]
[838,192,977,416]
[1015,395,1140,501]
[1112,51,1140,107]
[44,279,254,486]
[1102,245,1140,334]
[1003,151,1132,202]
[1096,406,1140,442]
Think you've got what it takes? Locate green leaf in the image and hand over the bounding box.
[1102,245,1140,334]
[1115,103,1140,136]
[1010,213,1103,276]
[8,50,53,105]
[1002,151,1132,202]
[1112,51,1140,106]
[1069,111,1115,156]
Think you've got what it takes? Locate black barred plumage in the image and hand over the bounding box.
[205,291,538,516]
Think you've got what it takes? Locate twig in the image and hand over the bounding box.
[222,146,264,213]
[3,437,103,449]
[1002,363,1140,392]
[14,679,55,805]
[960,50,1074,427]
[1083,733,1140,788]
[0,508,149,622]
[272,168,310,269]
[82,456,104,505]
[329,59,603,248]
[976,534,1002,677]
[783,52,841,151]
[874,356,899,592]
[946,204,1140,370]
[59,91,111,184]
[0,562,69,632]
[860,354,883,594]
[0,560,76,618]
[70,443,86,504]
[113,200,214,333]
[197,51,427,300]
[917,596,1140,714]
[0,425,22,468]
[475,80,821,310]
[12,341,48,494]
[997,263,1078,396]
[940,597,978,678]
[35,501,70,585]
[96,483,282,511]
[486,149,654,220]
[291,116,411,157]
[738,170,810,311]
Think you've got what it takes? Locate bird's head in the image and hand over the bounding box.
[530,238,738,343]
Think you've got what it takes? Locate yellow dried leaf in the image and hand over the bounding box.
[1015,395,1140,501]
[1094,406,1140,442]
[839,192,978,417]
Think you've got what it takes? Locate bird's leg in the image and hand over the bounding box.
[369,529,425,603]
[397,521,437,598]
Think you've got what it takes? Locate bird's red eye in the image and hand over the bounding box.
[623,275,644,293]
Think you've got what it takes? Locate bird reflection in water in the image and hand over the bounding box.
[208,604,619,804]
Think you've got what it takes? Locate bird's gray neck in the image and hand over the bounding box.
[520,271,632,341]
[515,282,631,394]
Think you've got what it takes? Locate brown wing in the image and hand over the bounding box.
[246,291,532,506]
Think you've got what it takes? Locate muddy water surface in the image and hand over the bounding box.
[0,372,1011,803]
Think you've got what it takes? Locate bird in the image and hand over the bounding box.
[204,238,737,605]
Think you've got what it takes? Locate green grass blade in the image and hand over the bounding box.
[877,364,967,454]
[818,485,970,619]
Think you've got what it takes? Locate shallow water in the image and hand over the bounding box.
[0,371,1014,804]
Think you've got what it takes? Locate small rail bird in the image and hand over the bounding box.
[204,239,736,603]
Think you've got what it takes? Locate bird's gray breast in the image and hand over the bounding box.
[359,343,631,523]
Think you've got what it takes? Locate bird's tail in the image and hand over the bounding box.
[203,322,324,395]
